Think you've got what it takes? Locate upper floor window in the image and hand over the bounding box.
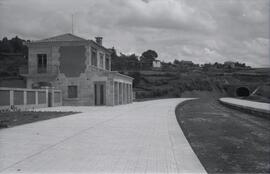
[37,54,47,73]
[99,53,104,69]
[105,54,110,70]
[91,48,97,66]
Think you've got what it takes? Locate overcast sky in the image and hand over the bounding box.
[0,0,269,67]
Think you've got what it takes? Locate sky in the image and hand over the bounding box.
[0,0,269,67]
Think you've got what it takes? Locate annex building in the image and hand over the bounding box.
[21,33,133,106]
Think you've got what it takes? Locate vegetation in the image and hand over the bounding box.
[111,48,140,71]
[0,36,28,77]
[0,111,77,128]
[140,49,158,69]
[0,36,28,54]
[111,46,251,72]
[109,46,259,100]
[111,48,159,71]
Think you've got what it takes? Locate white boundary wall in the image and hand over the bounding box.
[0,87,62,111]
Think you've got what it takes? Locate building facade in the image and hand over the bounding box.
[152,60,161,68]
[224,61,236,68]
[21,33,133,106]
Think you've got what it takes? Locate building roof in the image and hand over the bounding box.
[28,33,112,54]
[33,33,87,43]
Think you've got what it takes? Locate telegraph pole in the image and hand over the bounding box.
[72,14,74,34]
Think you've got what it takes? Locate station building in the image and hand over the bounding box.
[21,33,133,106]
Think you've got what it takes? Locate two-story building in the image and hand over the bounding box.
[21,33,133,106]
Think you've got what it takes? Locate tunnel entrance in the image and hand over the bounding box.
[236,87,250,97]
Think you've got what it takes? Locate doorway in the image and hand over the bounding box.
[94,82,106,106]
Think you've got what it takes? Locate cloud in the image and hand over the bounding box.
[0,0,269,67]
[118,0,216,34]
[141,0,149,3]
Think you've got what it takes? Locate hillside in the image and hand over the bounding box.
[122,68,270,100]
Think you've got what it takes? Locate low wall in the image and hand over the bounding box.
[0,87,62,111]
[0,87,47,111]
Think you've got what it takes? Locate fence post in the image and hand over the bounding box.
[51,88,55,107]
[23,90,27,105]
[10,90,14,106]
[35,91,38,106]
[45,87,49,107]
[41,87,49,107]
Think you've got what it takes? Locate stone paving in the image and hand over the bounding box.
[0,99,206,173]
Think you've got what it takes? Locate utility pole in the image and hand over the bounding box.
[72,14,74,34]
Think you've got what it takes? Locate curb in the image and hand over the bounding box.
[218,99,270,119]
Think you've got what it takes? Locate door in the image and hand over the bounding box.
[94,82,106,106]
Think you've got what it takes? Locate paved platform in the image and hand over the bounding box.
[0,99,206,173]
[219,98,270,116]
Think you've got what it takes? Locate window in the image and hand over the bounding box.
[68,86,78,98]
[37,54,47,73]
[99,53,104,69]
[91,48,97,66]
[105,54,110,70]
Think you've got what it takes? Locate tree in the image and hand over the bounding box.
[0,36,28,54]
[111,47,140,71]
[140,50,158,70]
[173,59,180,65]
[0,37,12,52]
[10,36,23,53]
[140,50,158,62]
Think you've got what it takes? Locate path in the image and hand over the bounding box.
[0,99,206,173]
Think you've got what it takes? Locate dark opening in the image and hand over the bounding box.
[38,82,51,88]
[94,83,106,106]
[32,82,52,89]
[100,84,104,105]
[105,54,110,70]
[94,84,97,105]
[68,85,78,98]
[236,87,250,97]
[37,54,47,73]
[91,48,97,66]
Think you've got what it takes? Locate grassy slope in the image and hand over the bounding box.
[0,111,77,128]
[127,68,270,99]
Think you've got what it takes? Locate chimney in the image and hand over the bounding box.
[95,37,103,46]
